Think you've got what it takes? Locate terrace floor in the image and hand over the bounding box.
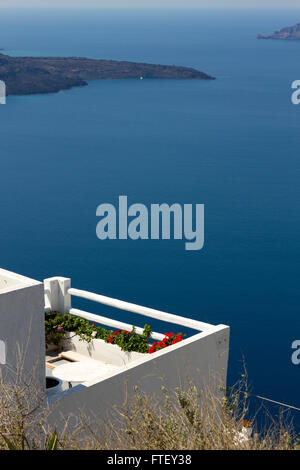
[46,350,120,389]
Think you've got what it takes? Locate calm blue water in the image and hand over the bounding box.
[0,9,299,425]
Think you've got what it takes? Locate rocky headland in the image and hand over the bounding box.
[0,52,215,96]
[257,23,300,40]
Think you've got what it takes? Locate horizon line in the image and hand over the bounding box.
[0,6,300,10]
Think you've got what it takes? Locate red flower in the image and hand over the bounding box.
[108,336,113,343]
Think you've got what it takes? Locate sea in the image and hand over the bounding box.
[0,8,299,427]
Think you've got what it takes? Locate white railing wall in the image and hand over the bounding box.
[67,308,165,341]
[44,276,218,341]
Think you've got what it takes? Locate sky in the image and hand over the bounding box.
[0,0,299,9]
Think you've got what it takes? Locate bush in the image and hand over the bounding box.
[45,312,181,354]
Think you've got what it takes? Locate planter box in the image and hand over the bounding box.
[62,333,145,367]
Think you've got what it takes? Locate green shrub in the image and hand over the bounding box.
[45,311,153,353]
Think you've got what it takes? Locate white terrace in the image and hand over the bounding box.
[0,268,230,425]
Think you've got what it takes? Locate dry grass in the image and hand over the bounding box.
[0,356,88,450]
[98,376,299,450]
[0,364,298,450]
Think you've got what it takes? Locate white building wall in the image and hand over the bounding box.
[0,269,45,391]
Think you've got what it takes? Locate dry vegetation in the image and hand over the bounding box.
[0,366,298,450]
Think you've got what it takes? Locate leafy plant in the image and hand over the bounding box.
[1,431,59,450]
[45,311,183,355]
[45,311,96,346]
[45,431,59,450]
[105,325,152,353]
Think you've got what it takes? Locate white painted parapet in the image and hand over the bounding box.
[68,287,217,332]
[0,269,45,390]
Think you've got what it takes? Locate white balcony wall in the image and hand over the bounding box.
[0,269,45,391]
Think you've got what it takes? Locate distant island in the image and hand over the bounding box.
[257,23,300,40]
[0,52,215,96]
